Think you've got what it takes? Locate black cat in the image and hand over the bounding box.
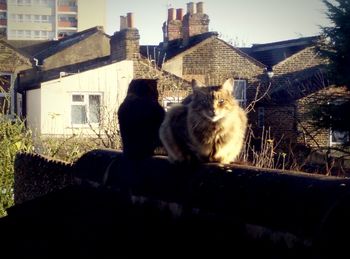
[118,79,165,159]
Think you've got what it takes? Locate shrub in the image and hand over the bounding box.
[0,114,33,217]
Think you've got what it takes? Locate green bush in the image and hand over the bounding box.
[0,114,33,217]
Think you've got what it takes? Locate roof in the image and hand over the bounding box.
[0,39,32,72]
[18,55,111,92]
[6,40,54,57]
[140,32,219,67]
[37,26,108,62]
[140,31,265,69]
[240,36,319,70]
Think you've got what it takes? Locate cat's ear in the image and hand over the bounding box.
[222,78,234,93]
[191,79,205,93]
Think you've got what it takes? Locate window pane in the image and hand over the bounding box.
[71,105,86,124]
[88,95,100,123]
[72,94,84,102]
[234,80,246,100]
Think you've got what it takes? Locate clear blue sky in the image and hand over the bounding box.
[106,0,332,46]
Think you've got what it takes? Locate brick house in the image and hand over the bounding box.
[246,37,349,149]
[141,1,349,151]
[141,2,268,112]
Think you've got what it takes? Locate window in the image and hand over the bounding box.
[330,130,349,145]
[233,80,247,107]
[71,93,102,126]
[162,96,183,111]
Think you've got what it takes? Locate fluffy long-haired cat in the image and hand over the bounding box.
[159,78,247,164]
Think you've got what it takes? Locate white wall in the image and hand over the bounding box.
[26,89,41,136]
[26,60,133,136]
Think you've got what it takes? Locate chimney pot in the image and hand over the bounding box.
[168,8,176,21]
[187,2,196,14]
[120,15,127,30]
[196,2,204,14]
[176,8,184,20]
[127,12,134,28]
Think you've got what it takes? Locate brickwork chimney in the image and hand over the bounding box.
[111,13,140,61]
[182,2,209,45]
[162,2,209,44]
[163,7,183,42]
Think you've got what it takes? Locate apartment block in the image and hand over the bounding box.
[1,0,106,40]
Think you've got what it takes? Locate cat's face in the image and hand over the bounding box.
[190,79,238,122]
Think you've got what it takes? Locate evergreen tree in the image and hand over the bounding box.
[312,0,350,142]
[320,0,350,88]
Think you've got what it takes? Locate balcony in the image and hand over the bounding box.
[58,5,77,13]
[58,20,77,28]
[0,18,6,26]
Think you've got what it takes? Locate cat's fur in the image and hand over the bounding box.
[118,79,165,159]
[159,78,247,164]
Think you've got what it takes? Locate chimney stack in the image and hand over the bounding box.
[196,2,204,14]
[127,12,134,28]
[182,2,209,45]
[176,8,184,20]
[111,13,140,61]
[168,8,176,21]
[187,2,196,14]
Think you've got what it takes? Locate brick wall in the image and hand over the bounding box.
[133,58,191,103]
[181,38,265,85]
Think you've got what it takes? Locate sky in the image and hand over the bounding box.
[106,0,332,47]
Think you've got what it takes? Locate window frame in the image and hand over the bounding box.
[70,92,102,127]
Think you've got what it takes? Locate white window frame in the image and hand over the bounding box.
[233,79,247,108]
[70,92,102,127]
